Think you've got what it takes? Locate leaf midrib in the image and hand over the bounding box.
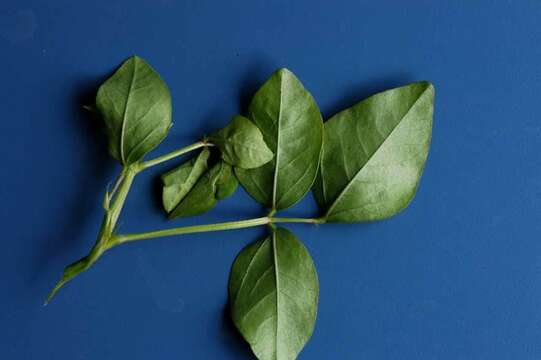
[120,58,138,163]
[272,230,281,359]
[324,86,431,218]
[271,72,284,209]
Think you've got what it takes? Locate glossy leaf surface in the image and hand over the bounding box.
[161,148,210,213]
[96,56,172,165]
[236,69,323,211]
[210,115,273,169]
[313,82,434,222]
[169,161,238,219]
[229,227,318,360]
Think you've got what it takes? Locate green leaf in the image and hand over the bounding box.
[161,148,210,213]
[229,227,318,360]
[313,81,434,222]
[216,163,239,200]
[235,69,323,211]
[209,115,274,169]
[169,161,238,219]
[96,56,172,165]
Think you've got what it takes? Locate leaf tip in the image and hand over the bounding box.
[44,282,62,306]
[427,81,435,96]
[129,54,143,62]
[418,80,435,95]
[276,67,294,78]
[277,67,292,73]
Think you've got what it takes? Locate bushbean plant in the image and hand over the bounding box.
[47,56,434,360]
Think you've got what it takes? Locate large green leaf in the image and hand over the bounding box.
[236,69,323,211]
[96,56,172,165]
[209,115,274,169]
[313,81,434,222]
[161,148,210,213]
[229,227,318,360]
[169,161,238,219]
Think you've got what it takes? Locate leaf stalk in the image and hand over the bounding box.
[110,216,324,245]
[140,140,214,170]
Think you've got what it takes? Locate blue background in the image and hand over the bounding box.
[1,1,540,359]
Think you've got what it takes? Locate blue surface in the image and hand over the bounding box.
[1,1,541,359]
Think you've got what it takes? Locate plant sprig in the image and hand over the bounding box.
[48,56,434,360]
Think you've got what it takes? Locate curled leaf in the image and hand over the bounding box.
[169,161,238,219]
[96,56,172,165]
[313,81,434,222]
[161,148,210,213]
[210,115,274,169]
[229,227,319,360]
[235,68,323,211]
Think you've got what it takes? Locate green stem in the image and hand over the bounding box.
[108,172,125,201]
[47,136,326,303]
[139,141,212,170]
[108,166,137,227]
[271,217,325,224]
[111,216,324,246]
[112,217,270,245]
[45,165,139,304]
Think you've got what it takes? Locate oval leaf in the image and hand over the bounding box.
[169,161,238,219]
[236,69,323,211]
[96,56,172,165]
[313,81,434,222]
[210,115,274,169]
[161,148,210,213]
[229,227,319,360]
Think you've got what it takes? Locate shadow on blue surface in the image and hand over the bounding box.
[29,75,113,291]
[323,72,414,119]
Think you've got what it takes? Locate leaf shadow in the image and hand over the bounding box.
[30,74,115,288]
[322,72,415,120]
[151,174,166,217]
[219,299,254,357]
[236,58,277,115]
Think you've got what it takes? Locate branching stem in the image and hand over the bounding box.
[47,140,326,303]
[110,216,324,246]
[139,140,213,170]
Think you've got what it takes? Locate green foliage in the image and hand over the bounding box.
[162,148,210,213]
[235,68,323,211]
[210,115,274,169]
[229,227,318,360]
[169,161,238,219]
[313,82,434,222]
[50,56,435,360]
[96,56,172,165]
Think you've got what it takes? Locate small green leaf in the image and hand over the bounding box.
[161,148,210,213]
[313,81,434,222]
[216,163,239,199]
[209,115,274,169]
[169,161,238,219]
[235,68,323,211]
[96,56,172,165]
[229,227,319,360]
